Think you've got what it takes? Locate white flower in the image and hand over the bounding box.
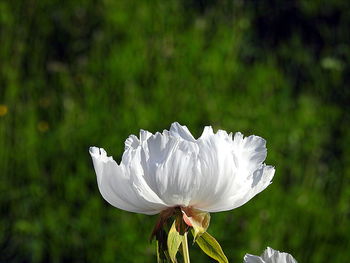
[89,122,275,215]
[244,247,297,263]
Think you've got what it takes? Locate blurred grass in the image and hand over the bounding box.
[1,0,350,262]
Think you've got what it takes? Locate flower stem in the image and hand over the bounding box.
[182,231,190,263]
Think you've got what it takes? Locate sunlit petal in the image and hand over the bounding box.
[89,147,166,214]
[244,255,265,263]
[244,247,298,263]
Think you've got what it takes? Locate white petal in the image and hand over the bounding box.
[170,122,196,142]
[199,125,214,139]
[121,144,169,206]
[262,247,276,258]
[204,165,275,212]
[261,247,298,263]
[139,129,153,143]
[195,132,274,212]
[245,247,297,263]
[190,130,236,209]
[124,134,139,150]
[232,132,267,174]
[158,140,200,206]
[89,147,167,215]
[140,132,200,206]
[244,254,265,263]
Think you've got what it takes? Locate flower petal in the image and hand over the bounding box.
[203,165,275,212]
[124,134,139,150]
[262,247,275,258]
[141,132,200,206]
[244,254,265,263]
[199,125,214,139]
[193,131,274,212]
[262,247,298,263]
[89,147,167,215]
[121,144,169,207]
[189,129,237,209]
[169,122,196,142]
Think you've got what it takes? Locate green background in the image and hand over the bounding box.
[1,0,349,262]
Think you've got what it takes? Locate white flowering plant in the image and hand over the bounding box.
[244,247,298,263]
[90,122,275,263]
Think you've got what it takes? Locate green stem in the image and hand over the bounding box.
[182,231,190,263]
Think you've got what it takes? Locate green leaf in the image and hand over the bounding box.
[194,231,229,263]
[167,220,183,263]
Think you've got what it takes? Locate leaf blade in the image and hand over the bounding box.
[167,221,183,263]
[194,231,229,263]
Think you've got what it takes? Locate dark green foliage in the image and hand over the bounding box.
[0,0,349,262]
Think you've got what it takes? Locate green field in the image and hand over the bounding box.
[1,1,349,262]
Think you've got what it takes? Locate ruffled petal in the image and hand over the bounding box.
[140,132,200,206]
[262,247,275,259]
[203,165,275,212]
[169,122,196,142]
[244,254,265,263]
[124,134,139,150]
[199,125,214,139]
[232,132,267,174]
[193,131,274,212]
[189,128,237,209]
[262,247,298,263]
[121,144,169,206]
[139,129,153,143]
[89,147,167,215]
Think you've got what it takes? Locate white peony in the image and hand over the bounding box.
[89,122,275,215]
[244,247,298,263]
